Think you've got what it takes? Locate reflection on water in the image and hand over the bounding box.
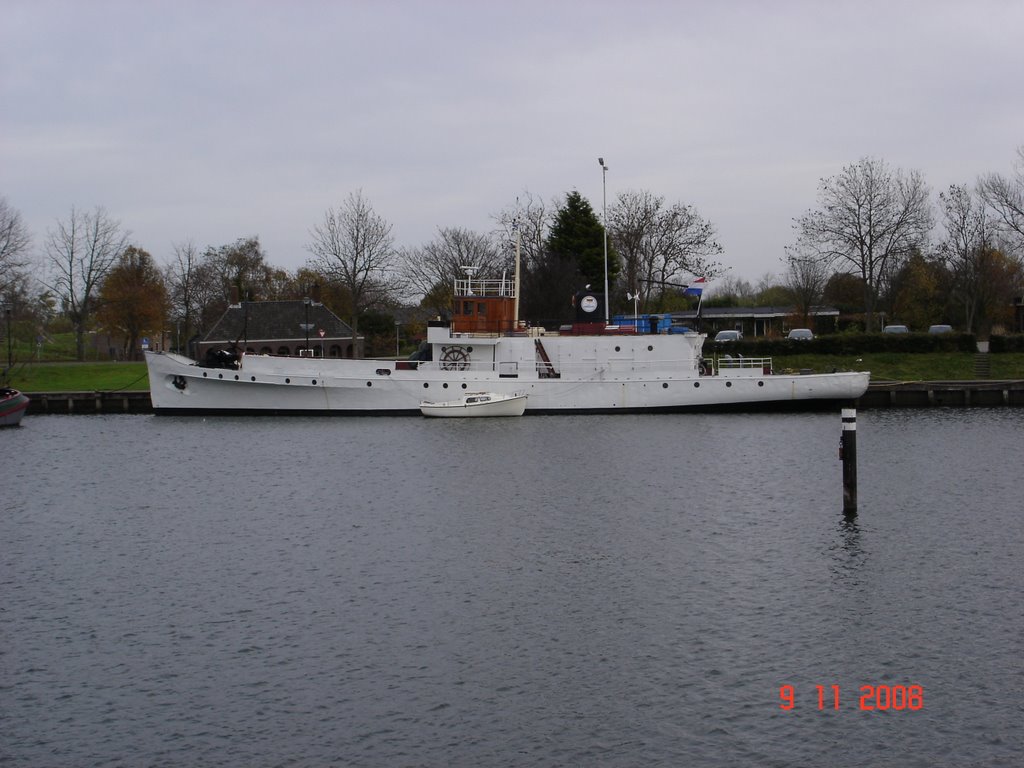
[829,513,868,586]
[2,409,1023,767]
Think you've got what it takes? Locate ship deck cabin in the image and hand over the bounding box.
[451,277,519,335]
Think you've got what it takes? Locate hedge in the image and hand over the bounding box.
[989,334,1024,353]
[706,332,978,357]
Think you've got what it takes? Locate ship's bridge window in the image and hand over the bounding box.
[463,300,474,315]
[477,302,486,315]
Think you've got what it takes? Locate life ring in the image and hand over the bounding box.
[440,346,470,371]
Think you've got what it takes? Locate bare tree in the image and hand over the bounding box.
[43,206,128,360]
[0,196,32,296]
[401,227,504,316]
[978,145,1024,253]
[307,190,398,356]
[783,248,831,326]
[608,190,723,311]
[493,192,569,321]
[937,184,1000,332]
[493,191,552,277]
[709,273,756,306]
[791,157,932,331]
[164,240,200,351]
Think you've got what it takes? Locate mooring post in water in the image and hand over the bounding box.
[840,405,858,514]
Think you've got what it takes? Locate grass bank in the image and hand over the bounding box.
[768,352,1024,381]
[7,362,149,392]
[6,353,1024,393]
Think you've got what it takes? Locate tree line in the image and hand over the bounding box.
[2,148,1022,362]
[785,151,1024,333]
[0,188,722,361]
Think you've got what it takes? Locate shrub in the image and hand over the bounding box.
[990,334,1024,353]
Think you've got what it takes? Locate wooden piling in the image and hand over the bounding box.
[841,406,858,514]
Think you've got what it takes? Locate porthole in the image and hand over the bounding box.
[758,381,764,387]
[203,372,208,377]
[251,376,256,382]
[312,379,317,385]
[218,373,223,379]
[443,383,449,389]
[694,382,700,388]
[726,381,732,387]
[423,382,429,388]
[461,383,467,389]
[234,374,239,380]
[285,378,291,384]
[662,382,668,389]
[366,381,372,387]
[615,346,621,352]
[648,345,653,351]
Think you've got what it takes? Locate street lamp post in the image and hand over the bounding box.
[4,307,11,374]
[303,296,311,355]
[598,157,609,324]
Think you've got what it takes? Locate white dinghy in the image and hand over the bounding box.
[420,391,528,418]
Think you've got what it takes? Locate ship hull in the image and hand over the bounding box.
[146,350,869,415]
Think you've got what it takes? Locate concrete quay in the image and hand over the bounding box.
[858,380,1024,408]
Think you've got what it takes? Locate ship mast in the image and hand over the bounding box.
[513,217,521,330]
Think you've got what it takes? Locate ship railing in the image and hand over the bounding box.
[715,355,773,376]
[454,277,517,298]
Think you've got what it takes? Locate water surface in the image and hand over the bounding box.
[3,410,1022,766]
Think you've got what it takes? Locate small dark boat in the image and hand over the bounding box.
[1,387,29,427]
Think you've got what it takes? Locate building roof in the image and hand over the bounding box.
[203,300,358,344]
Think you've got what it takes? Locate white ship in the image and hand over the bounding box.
[145,274,868,415]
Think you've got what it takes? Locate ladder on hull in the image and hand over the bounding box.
[535,339,560,378]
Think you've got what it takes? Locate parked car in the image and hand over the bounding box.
[928,324,953,334]
[786,328,814,341]
[714,330,743,342]
[882,324,909,334]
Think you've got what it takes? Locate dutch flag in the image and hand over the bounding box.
[683,277,706,297]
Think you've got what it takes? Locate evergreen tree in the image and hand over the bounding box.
[546,191,619,294]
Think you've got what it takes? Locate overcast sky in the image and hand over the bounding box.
[3,0,1022,287]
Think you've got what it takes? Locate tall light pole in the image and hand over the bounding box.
[4,307,11,375]
[598,157,610,324]
[303,296,311,355]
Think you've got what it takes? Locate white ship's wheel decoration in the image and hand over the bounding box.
[440,346,470,371]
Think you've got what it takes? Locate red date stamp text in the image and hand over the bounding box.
[779,684,924,711]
